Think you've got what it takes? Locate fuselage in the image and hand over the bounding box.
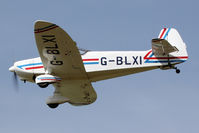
[11,49,187,83]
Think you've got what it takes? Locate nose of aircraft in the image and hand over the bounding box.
[9,66,15,72]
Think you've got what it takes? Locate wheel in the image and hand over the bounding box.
[176,69,180,74]
[47,103,59,109]
[38,83,49,88]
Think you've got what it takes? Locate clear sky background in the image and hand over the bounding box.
[0,0,198,133]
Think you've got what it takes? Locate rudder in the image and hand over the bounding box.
[158,28,188,58]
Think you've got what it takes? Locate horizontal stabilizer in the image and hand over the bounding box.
[151,38,179,56]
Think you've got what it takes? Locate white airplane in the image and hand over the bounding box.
[9,21,188,108]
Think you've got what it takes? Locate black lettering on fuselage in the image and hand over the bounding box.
[124,56,131,65]
[132,56,138,65]
[116,57,123,65]
[101,57,107,65]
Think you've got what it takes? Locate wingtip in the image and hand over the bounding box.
[34,20,54,27]
[34,20,57,33]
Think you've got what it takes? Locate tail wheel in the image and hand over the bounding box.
[176,69,180,74]
[173,67,180,74]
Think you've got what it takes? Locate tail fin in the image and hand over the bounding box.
[158,28,188,58]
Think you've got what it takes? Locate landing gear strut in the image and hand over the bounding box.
[167,65,180,74]
[167,55,180,74]
[174,67,180,74]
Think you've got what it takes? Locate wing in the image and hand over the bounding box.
[34,21,87,79]
[152,38,179,56]
[47,80,97,105]
[34,21,97,105]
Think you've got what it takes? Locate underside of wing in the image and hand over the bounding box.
[152,38,179,56]
[34,21,97,106]
[46,80,97,106]
[34,21,87,79]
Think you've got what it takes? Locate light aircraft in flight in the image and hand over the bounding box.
[9,21,188,108]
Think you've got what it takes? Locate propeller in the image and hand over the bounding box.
[9,66,19,91]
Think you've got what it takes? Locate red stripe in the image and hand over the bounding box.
[159,28,166,39]
[34,26,58,33]
[148,56,188,60]
[25,66,44,70]
[82,59,99,61]
[41,79,56,81]
[144,50,188,60]
[144,50,152,59]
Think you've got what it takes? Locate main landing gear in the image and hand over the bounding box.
[37,82,49,88]
[33,75,49,88]
[47,103,59,109]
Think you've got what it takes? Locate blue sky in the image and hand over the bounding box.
[0,0,198,133]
